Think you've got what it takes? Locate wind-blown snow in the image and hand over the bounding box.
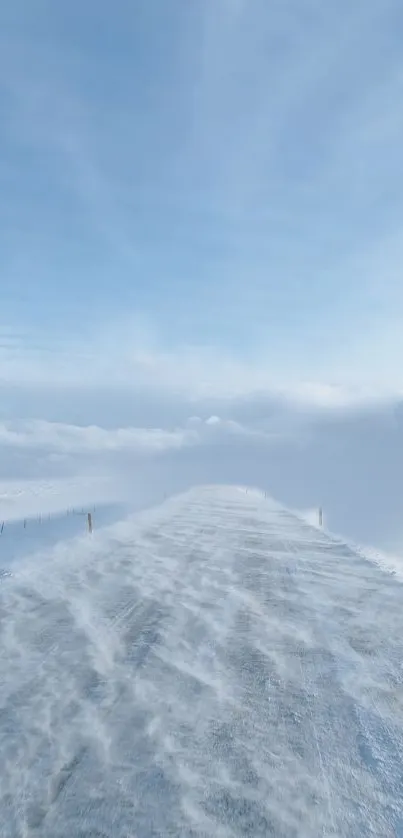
[1,486,403,837]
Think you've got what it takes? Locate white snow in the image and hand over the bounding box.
[0,476,117,523]
[1,485,403,837]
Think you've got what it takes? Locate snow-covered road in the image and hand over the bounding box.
[1,486,403,837]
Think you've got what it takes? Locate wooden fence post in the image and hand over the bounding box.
[87,512,93,534]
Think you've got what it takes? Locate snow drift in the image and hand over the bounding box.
[1,486,403,837]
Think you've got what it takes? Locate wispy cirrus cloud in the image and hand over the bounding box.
[2,0,403,380]
[1,323,402,411]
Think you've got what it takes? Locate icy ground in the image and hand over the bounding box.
[1,486,403,837]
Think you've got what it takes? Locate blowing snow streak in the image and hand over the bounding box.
[1,486,403,836]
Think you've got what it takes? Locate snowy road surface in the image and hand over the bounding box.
[1,486,403,837]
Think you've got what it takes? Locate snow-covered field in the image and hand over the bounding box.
[0,477,117,523]
[1,485,403,837]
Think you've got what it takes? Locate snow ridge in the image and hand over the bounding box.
[1,485,402,837]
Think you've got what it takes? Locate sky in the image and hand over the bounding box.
[2,0,403,550]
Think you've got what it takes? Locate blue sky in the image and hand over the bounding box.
[2,0,403,396]
[2,0,403,549]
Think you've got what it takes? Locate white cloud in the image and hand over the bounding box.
[2,2,403,408]
[2,327,402,411]
[0,420,194,456]
[0,414,277,458]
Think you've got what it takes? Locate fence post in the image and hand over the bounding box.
[319,507,323,527]
[87,512,93,534]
